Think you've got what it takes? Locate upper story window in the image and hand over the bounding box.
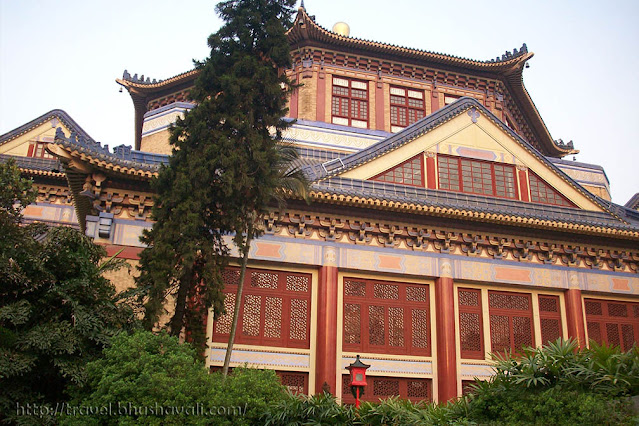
[529,172,576,207]
[437,155,517,199]
[331,77,368,129]
[372,155,423,187]
[27,141,54,159]
[444,94,461,105]
[390,87,425,132]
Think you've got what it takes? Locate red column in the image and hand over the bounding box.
[289,71,299,119]
[518,168,530,202]
[315,260,339,394]
[430,89,440,113]
[316,71,326,123]
[375,82,385,131]
[425,153,437,189]
[435,265,458,402]
[565,288,587,348]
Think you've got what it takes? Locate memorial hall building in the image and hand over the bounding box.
[1,6,638,404]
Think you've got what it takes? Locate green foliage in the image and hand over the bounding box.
[488,338,639,397]
[0,160,135,423]
[356,396,425,425]
[263,391,354,425]
[261,339,639,425]
[0,158,35,227]
[65,331,287,425]
[136,0,303,350]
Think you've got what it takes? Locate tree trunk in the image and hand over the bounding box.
[222,227,253,378]
[169,267,192,337]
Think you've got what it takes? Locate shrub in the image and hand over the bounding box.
[63,331,287,425]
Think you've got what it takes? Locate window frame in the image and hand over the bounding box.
[528,171,576,208]
[212,267,312,349]
[389,86,426,131]
[437,154,519,199]
[488,290,535,354]
[371,154,425,187]
[27,141,54,159]
[331,76,369,129]
[584,298,639,351]
[342,277,431,356]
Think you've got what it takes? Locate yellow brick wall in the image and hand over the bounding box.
[140,130,172,155]
[103,259,140,294]
[298,73,318,121]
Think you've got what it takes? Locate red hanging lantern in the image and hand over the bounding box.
[346,355,370,408]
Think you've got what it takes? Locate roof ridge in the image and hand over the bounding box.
[0,109,94,145]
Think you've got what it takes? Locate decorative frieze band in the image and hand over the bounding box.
[265,212,639,274]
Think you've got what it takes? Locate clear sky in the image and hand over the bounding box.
[1,0,637,204]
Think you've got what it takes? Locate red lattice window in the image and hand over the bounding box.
[488,291,534,354]
[371,154,424,187]
[538,295,563,344]
[343,278,430,356]
[27,141,54,159]
[584,298,639,351]
[342,375,431,404]
[390,86,425,131]
[276,371,308,395]
[331,76,368,128]
[528,172,576,208]
[212,268,311,349]
[437,155,517,199]
[458,288,484,359]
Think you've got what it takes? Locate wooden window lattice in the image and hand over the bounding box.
[343,278,430,356]
[539,295,563,344]
[277,371,308,395]
[458,288,484,359]
[213,268,311,349]
[584,298,639,351]
[488,291,534,354]
[342,375,431,404]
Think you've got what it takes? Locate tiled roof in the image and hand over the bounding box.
[626,193,639,210]
[0,154,65,179]
[54,128,168,177]
[0,109,93,145]
[312,177,639,234]
[288,7,530,69]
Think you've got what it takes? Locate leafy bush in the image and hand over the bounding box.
[262,391,353,425]
[64,331,287,425]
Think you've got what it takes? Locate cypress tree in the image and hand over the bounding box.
[136,0,300,352]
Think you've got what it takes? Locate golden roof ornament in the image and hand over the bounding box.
[332,22,350,37]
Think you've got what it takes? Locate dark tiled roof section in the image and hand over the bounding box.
[55,128,167,171]
[304,97,612,214]
[0,109,94,145]
[288,146,350,170]
[547,157,606,172]
[625,193,639,210]
[313,177,639,232]
[290,8,529,67]
[0,154,62,173]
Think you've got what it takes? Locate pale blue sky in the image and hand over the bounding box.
[1,0,637,204]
